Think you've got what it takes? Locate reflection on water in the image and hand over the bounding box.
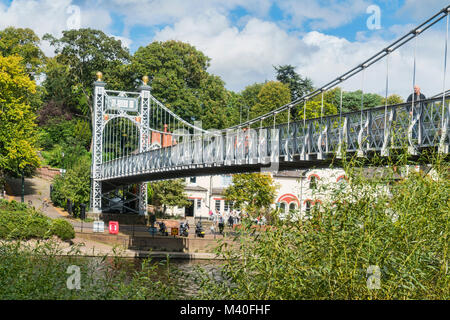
[94,256,224,298]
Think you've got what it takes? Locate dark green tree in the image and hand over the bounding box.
[340,90,384,113]
[43,28,132,117]
[275,65,313,101]
[131,40,211,123]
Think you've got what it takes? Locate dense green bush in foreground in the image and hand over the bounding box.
[0,199,75,240]
[195,158,449,300]
[0,241,181,299]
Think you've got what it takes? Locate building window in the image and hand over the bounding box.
[289,203,296,212]
[224,200,231,212]
[280,202,286,213]
[189,177,197,184]
[197,199,201,209]
[310,176,318,190]
[215,200,221,211]
[305,200,312,214]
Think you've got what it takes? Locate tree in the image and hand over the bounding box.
[299,100,338,120]
[340,90,384,113]
[250,81,291,126]
[199,74,230,130]
[43,29,132,117]
[40,58,80,117]
[0,55,40,183]
[223,91,244,126]
[131,40,211,122]
[224,173,278,217]
[50,156,91,216]
[382,94,404,106]
[148,179,191,215]
[241,82,265,108]
[0,27,46,77]
[275,65,313,101]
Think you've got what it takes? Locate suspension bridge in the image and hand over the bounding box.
[90,5,450,214]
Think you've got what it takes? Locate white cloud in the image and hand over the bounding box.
[278,0,371,30]
[0,0,128,56]
[154,8,449,100]
[1,0,448,101]
[103,0,273,37]
[154,10,310,91]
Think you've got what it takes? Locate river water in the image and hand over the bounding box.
[98,256,225,298]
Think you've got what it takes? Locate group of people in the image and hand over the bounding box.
[208,209,241,233]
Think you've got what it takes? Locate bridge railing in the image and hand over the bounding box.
[99,97,449,181]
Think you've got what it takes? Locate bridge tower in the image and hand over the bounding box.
[90,72,150,215]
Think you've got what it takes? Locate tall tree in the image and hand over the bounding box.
[148,179,191,215]
[0,55,40,183]
[240,82,265,123]
[339,90,384,113]
[43,29,132,117]
[199,74,230,130]
[0,27,46,77]
[250,81,291,126]
[224,173,278,217]
[275,65,313,101]
[131,41,209,121]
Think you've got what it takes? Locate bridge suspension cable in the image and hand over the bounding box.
[224,4,450,132]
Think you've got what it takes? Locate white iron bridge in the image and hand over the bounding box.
[90,5,450,214]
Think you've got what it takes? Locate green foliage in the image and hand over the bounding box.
[224,173,278,217]
[148,179,191,214]
[241,82,265,110]
[275,64,313,101]
[39,119,91,150]
[250,81,291,126]
[132,41,209,120]
[49,218,75,241]
[0,27,46,77]
[40,58,82,114]
[0,241,181,299]
[199,75,232,130]
[43,28,131,117]
[50,157,91,216]
[0,199,74,240]
[340,90,384,113]
[382,94,404,106]
[0,54,40,179]
[132,40,232,129]
[196,157,450,300]
[300,100,338,120]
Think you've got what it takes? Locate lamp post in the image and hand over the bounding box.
[61,152,66,176]
[21,169,25,203]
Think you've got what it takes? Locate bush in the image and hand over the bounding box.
[50,157,91,216]
[0,200,75,241]
[0,241,182,300]
[50,218,75,241]
[25,213,52,239]
[195,156,450,300]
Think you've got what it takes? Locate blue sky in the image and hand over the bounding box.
[0,0,449,97]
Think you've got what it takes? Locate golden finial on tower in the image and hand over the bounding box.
[96,71,103,81]
[142,75,149,85]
